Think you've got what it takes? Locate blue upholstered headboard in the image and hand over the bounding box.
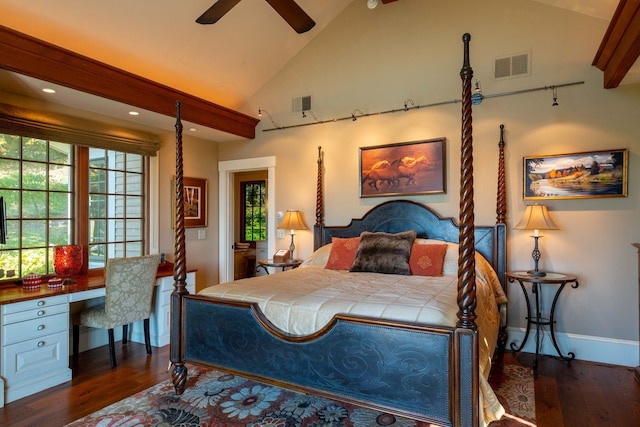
[314,200,507,289]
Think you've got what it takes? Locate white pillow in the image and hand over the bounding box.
[416,238,507,304]
[299,243,332,267]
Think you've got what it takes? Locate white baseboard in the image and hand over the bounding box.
[72,325,123,355]
[75,325,639,367]
[72,323,166,355]
[506,326,639,367]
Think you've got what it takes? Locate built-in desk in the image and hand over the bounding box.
[0,268,195,407]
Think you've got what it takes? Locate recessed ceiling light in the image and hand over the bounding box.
[42,88,56,94]
[189,127,197,132]
[128,111,139,116]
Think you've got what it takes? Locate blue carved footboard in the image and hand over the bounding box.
[182,294,476,426]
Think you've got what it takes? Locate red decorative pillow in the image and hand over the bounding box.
[325,237,361,270]
[409,243,448,276]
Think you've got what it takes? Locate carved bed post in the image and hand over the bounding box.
[495,124,509,353]
[171,101,188,395]
[457,33,477,331]
[314,146,324,251]
[457,33,480,427]
[496,124,506,226]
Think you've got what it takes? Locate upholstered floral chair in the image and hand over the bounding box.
[72,254,161,368]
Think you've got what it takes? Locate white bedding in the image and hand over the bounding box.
[198,241,507,424]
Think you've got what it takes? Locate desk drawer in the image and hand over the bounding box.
[1,331,69,384]
[2,312,68,346]
[2,301,69,325]
[1,295,68,315]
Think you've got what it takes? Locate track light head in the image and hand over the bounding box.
[472,80,484,105]
[404,99,415,111]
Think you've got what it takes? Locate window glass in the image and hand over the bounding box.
[241,181,267,242]
[88,150,145,269]
[0,135,74,277]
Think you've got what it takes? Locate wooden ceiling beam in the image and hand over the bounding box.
[0,25,258,139]
[593,0,640,89]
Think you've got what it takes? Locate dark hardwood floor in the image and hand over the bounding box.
[0,343,638,426]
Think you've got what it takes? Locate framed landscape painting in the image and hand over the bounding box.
[523,149,628,200]
[359,138,446,198]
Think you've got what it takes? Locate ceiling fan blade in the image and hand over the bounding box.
[196,0,242,25]
[265,0,316,34]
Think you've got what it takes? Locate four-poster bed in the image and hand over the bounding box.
[169,34,508,427]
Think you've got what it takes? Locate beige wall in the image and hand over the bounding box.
[157,132,219,293]
[218,0,640,349]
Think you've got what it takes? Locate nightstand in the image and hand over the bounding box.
[507,271,579,373]
[256,259,303,275]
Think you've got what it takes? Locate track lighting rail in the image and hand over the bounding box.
[261,80,584,132]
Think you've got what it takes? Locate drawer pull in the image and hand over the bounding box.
[37,301,46,307]
[37,310,45,317]
[37,324,45,331]
[37,341,45,347]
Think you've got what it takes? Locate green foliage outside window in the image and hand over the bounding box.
[0,134,73,276]
[242,181,266,242]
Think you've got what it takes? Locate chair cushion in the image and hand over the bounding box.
[78,304,108,328]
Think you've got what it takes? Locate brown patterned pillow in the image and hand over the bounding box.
[350,230,417,275]
[325,237,361,270]
[409,243,448,276]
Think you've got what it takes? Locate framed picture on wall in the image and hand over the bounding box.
[359,138,446,198]
[523,148,628,200]
[172,176,208,227]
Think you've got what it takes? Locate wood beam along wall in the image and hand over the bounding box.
[593,0,640,89]
[0,25,258,139]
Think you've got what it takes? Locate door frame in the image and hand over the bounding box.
[218,156,276,283]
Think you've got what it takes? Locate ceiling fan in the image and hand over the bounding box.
[196,0,316,34]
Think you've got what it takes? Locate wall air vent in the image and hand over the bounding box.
[291,95,312,113]
[494,52,530,80]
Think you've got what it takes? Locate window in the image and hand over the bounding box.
[241,180,266,242]
[88,148,145,268]
[0,135,73,277]
[0,133,147,279]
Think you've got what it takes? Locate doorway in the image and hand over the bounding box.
[218,157,276,283]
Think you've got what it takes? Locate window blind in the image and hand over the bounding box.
[0,103,160,156]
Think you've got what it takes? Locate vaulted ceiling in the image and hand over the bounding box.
[0,0,636,142]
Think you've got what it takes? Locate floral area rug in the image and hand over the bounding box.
[488,364,536,427]
[67,364,535,427]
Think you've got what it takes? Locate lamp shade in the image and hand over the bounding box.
[515,204,558,231]
[277,210,309,231]
[54,245,83,279]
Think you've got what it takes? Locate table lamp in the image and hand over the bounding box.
[277,210,308,260]
[54,244,83,284]
[514,204,558,277]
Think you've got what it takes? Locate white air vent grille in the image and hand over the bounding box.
[291,95,312,113]
[494,52,530,80]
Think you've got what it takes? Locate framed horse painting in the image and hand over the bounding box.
[359,138,446,198]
